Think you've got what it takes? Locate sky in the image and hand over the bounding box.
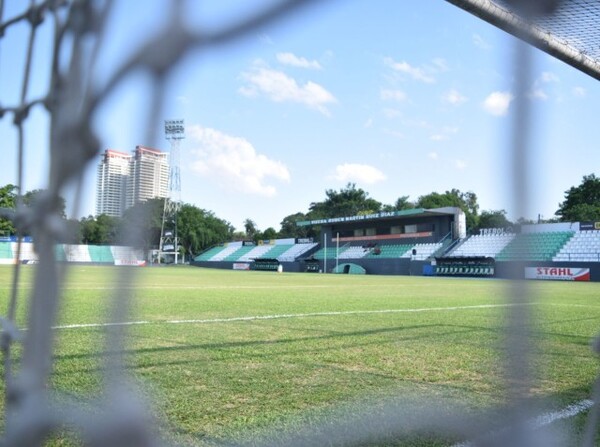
[0,0,598,232]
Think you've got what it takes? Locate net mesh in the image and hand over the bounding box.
[449,0,600,81]
[0,0,599,446]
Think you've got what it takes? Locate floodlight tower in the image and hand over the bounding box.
[159,119,185,264]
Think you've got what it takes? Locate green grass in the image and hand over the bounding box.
[1,265,600,445]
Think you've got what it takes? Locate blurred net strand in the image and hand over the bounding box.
[1,0,600,445]
[0,0,323,445]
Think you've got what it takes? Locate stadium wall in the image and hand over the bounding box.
[192,260,305,272]
[191,258,600,281]
[191,259,417,275]
[494,261,600,281]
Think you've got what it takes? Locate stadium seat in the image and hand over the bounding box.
[497,231,574,262]
[553,230,600,262]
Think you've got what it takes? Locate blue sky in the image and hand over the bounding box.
[1,1,598,232]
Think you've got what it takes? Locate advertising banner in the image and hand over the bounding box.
[525,267,590,281]
[579,221,600,231]
[233,263,250,270]
[114,260,147,266]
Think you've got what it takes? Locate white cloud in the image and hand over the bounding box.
[528,88,548,101]
[239,63,336,115]
[455,159,467,170]
[473,33,492,50]
[442,89,467,105]
[188,124,290,197]
[482,91,513,116]
[259,34,274,45]
[364,118,373,128]
[383,57,436,83]
[401,119,431,129]
[430,134,447,141]
[383,108,401,119]
[430,126,458,142]
[529,71,559,100]
[431,58,449,72]
[384,129,404,139]
[276,52,322,70]
[573,86,586,98]
[380,89,407,102]
[428,152,439,160]
[540,71,559,83]
[332,163,386,185]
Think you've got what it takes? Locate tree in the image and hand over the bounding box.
[120,198,165,249]
[22,189,66,218]
[556,174,600,222]
[177,204,234,257]
[416,189,480,230]
[243,218,258,240]
[383,195,416,212]
[393,195,415,211]
[478,210,512,230]
[0,184,17,236]
[80,214,120,245]
[279,212,315,239]
[261,227,278,240]
[308,183,382,219]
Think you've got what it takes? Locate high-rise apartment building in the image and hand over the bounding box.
[95,146,169,217]
[127,146,170,209]
[95,150,132,217]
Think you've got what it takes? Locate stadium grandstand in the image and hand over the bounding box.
[193,207,466,274]
[192,212,600,282]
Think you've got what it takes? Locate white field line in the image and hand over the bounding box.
[529,399,594,428]
[51,303,529,330]
[453,399,594,447]
[1,285,353,291]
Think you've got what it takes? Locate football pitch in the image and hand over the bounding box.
[1,265,600,445]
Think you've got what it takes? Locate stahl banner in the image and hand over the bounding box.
[233,263,250,270]
[525,267,590,281]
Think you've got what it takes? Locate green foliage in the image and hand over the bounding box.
[0,184,68,236]
[80,214,120,245]
[279,212,317,239]
[243,218,258,240]
[556,174,600,222]
[177,204,234,256]
[383,195,416,212]
[22,189,67,218]
[121,198,165,249]
[260,227,278,241]
[416,189,479,230]
[478,209,512,230]
[308,183,382,219]
[279,212,307,238]
[0,184,17,236]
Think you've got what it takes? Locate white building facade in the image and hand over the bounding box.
[95,150,132,217]
[96,146,169,217]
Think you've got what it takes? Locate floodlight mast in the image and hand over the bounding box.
[159,119,185,264]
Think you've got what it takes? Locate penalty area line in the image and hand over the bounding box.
[52,303,531,330]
